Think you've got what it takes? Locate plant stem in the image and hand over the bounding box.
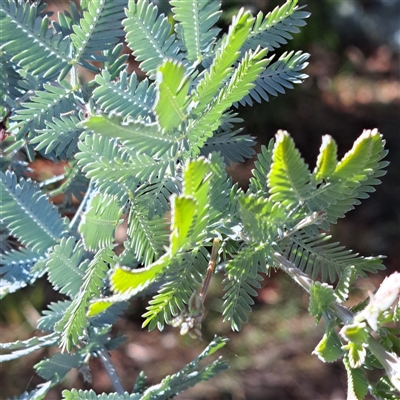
[273,251,355,325]
[97,347,125,395]
[200,238,220,302]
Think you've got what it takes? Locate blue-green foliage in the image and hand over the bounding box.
[0,1,394,399]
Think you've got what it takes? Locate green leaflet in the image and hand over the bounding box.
[35,352,83,381]
[55,247,114,351]
[308,281,336,322]
[82,114,174,157]
[171,196,197,255]
[171,0,221,62]
[126,199,169,266]
[70,0,125,70]
[343,356,369,400]
[92,70,156,120]
[46,237,89,297]
[313,135,338,182]
[123,0,181,78]
[268,130,312,206]
[0,0,72,78]
[0,171,67,253]
[238,193,287,245]
[79,194,123,252]
[0,332,59,362]
[192,9,255,115]
[312,322,343,363]
[110,253,172,296]
[155,60,191,132]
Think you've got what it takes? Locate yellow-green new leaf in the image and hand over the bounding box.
[192,9,254,115]
[155,60,190,132]
[171,196,197,255]
[110,253,171,295]
[314,135,338,182]
[312,322,343,363]
[268,130,312,206]
[333,129,380,180]
[79,194,123,252]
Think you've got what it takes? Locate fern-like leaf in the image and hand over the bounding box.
[46,238,89,297]
[0,0,72,78]
[70,0,125,71]
[307,129,388,224]
[35,352,83,382]
[76,134,176,185]
[0,58,24,109]
[92,70,156,120]
[222,246,264,331]
[126,200,169,267]
[191,9,254,115]
[268,130,313,207]
[134,176,180,218]
[12,82,76,140]
[0,333,59,362]
[123,0,181,77]
[280,231,385,283]
[238,51,309,106]
[37,300,72,332]
[79,194,123,252]
[0,171,68,253]
[187,46,268,155]
[248,139,274,193]
[142,248,208,329]
[55,247,114,351]
[31,115,83,160]
[171,0,221,62]
[200,130,255,164]
[82,114,178,157]
[155,59,191,132]
[0,248,44,297]
[244,0,310,52]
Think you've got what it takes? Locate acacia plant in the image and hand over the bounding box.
[1,0,399,399]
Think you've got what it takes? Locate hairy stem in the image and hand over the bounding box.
[97,347,125,395]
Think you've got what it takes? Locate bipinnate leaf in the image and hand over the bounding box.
[155,60,191,131]
[314,135,338,182]
[79,194,123,252]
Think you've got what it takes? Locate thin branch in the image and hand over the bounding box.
[97,347,125,395]
[200,238,220,302]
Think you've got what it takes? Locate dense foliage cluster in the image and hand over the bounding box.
[1,1,399,399]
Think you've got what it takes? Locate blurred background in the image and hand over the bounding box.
[1,1,399,399]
